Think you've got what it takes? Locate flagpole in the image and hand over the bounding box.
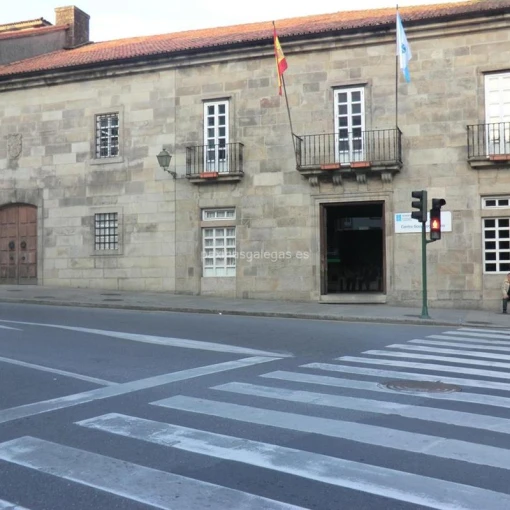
[281,74,296,156]
[395,4,399,129]
[273,21,297,163]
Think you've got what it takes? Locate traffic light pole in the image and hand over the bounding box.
[421,222,439,320]
[420,221,430,319]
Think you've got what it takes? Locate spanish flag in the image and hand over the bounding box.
[273,25,288,96]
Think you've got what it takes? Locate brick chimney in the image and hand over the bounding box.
[55,6,90,48]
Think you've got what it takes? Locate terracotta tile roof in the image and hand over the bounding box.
[0,17,51,32]
[0,24,67,41]
[0,0,507,79]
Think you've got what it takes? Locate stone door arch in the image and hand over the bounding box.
[0,204,37,284]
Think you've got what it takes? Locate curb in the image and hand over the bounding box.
[0,297,496,328]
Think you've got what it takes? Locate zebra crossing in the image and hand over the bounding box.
[2,326,510,509]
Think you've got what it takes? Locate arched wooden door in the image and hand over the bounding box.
[0,204,37,285]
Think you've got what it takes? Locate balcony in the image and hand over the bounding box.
[293,128,402,186]
[186,142,244,184]
[467,122,510,169]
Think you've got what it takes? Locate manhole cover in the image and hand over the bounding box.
[380,380,462,393]
[102,298,123,302]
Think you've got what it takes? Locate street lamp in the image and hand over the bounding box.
[157,148,175,178]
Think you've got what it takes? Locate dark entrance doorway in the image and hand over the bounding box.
[0,204,38,285]
[320,202,384,294]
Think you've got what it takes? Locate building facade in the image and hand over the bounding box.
[1,1,510,310]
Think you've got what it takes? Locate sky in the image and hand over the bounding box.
[3,0,467,42]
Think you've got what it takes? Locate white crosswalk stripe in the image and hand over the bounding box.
[0,499,29,510]
[408,339,510,351]
[0,437,304,510]
[2,327,510,509]
[77,412,510,510]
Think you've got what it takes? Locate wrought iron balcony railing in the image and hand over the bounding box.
[467,122,510,159]
[293,128,402,169]
[186,142,244,177]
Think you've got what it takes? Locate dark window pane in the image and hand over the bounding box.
[501,252,510,261]
[485,230,496,239]
[499,199,509,207]
[486,241,496,249]
[351,91,361,101]
[485,219,496,228]
[500,241,510,249]
[486,199,496,207]
[486,252,497,261]
[352,104,361,114]
[338,105,347,115]
[499,219,510,228]
[501,263,510,271]
[337,93,347,103]
[486,263,497,271]
[500,230,510,239]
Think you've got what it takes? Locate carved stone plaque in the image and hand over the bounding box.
[7,134,22,160]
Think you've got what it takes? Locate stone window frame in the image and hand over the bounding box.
[482,196,510,209]
[88,206,124,256]
[482,213,510,274]
[89,105,125,165]
[201,207,236,277]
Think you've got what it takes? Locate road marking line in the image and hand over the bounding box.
[0,355,114,386]
[302,362,510,391]
[153,395,510,471]
[458,328,510,336]
[0,320,292,357]
[0,499,29,510]
[358,350,510,370]
[0,357,279,425]
[440,330,510,340]
[0,436,303,510]
[337,356,510,380]
[0,325,22,331]
[427,335,510,346]
[213,381,510,432]
[262,370,510,409]
[386,344,510,361]
[409,339,510,351]
[77,412,510,510]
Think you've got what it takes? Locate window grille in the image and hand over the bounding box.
[483,217,510,272]
[202,208,236,221]
[95,213,118,250]
[202,226,236,277]
[96,113,119,158]
[483,197,510,209]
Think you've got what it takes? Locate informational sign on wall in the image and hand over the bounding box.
[394,212,452,234]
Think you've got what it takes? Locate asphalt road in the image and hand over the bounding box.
[0,303,510,510]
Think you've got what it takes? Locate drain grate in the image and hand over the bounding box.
[101,293,122,296]
[380,380,462,393]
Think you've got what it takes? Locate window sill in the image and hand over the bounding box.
[90,156,124,166]
[92,250,123,256]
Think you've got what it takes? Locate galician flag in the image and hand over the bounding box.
[396,12,412,83]
[273,25,288,95]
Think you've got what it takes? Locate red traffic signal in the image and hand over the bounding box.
[429,198,446,241]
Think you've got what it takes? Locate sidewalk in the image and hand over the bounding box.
[0,284,508,329]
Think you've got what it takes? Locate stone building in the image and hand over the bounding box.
[1,1,510,310]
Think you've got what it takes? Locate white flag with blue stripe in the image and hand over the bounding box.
[396,12,412,82]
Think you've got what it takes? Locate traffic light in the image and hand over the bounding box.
[430,198,446,241]
[411,190,427,223]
